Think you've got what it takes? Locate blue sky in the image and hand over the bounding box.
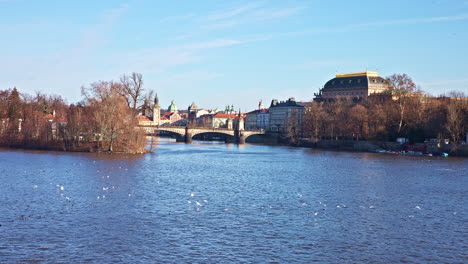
[1,0,468,110]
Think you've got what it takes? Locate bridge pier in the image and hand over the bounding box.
[238,134,246,144]
[185,133,193,143]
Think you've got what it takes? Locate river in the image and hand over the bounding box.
[0,138,466,263]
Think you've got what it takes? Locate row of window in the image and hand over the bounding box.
[326,91,366,96]
[331,78,386,85]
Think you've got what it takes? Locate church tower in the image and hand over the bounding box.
[188,102,198,127]
[237,109,244,131]
[152,93,161,126]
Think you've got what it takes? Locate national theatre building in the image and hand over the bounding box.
[315,71,394,100]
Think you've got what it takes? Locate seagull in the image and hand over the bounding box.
[190,192,195,197]
[415,206,421,210]
[196,201,203,207]
[314,212,319,216]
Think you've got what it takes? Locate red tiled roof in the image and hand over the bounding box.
[137,116,152,122]
[213,113,238,119]
[163,111,175,118]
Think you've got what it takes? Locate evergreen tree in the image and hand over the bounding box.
[7,87,22,119]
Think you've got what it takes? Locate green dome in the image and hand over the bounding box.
[168,100,177,112]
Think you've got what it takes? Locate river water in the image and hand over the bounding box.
[0,138,466,263]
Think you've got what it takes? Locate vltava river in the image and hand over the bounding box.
[0,138,466,263]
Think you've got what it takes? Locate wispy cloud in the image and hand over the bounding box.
[158,2,307,30]
[0,4,129,98]
[249,6,306,21]
[77,4,128,50]
[204,2,262,22]
[232,13,468,44]
[159,13,195,23]
[183,39,243,50]
[348,13,468,28]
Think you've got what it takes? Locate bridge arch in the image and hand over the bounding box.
[156,127,185,138]
[239,130,268,144]
[139,125,266,144]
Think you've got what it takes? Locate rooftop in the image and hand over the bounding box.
[336,71,379,78]
[213,113,239,119]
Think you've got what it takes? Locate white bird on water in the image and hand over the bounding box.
[415,206,421,210]
[196,201,203,207]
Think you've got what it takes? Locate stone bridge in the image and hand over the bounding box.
[139,125,266,144]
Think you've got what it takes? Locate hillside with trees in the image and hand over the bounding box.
[0,73,151,154]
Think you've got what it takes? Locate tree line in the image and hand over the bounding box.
[296,74,468,145]
[0,73,154,153]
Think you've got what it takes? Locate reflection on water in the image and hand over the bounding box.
[0,137,466,263]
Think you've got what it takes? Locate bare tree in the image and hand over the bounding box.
[120,72,144,110]
[445,91,468,144]
[82,81,146,153]
[387,73,419,137]
[303,101,324,142]
[348,104,368,140]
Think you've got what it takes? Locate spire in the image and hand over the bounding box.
[154,93,159,107]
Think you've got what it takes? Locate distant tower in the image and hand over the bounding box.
[188,102,198,127]
[258,100,264,110]
[237,109,244,131]
[168,100,178,113]
[152,93,161,126]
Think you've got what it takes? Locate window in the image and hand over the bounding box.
[349,80,352,84]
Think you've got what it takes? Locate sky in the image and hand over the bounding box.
[1,0,468,111]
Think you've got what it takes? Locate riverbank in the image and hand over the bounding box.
[0,140,149,154]
[292,138,468,157]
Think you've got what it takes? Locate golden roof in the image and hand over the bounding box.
[336,71,379,78]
